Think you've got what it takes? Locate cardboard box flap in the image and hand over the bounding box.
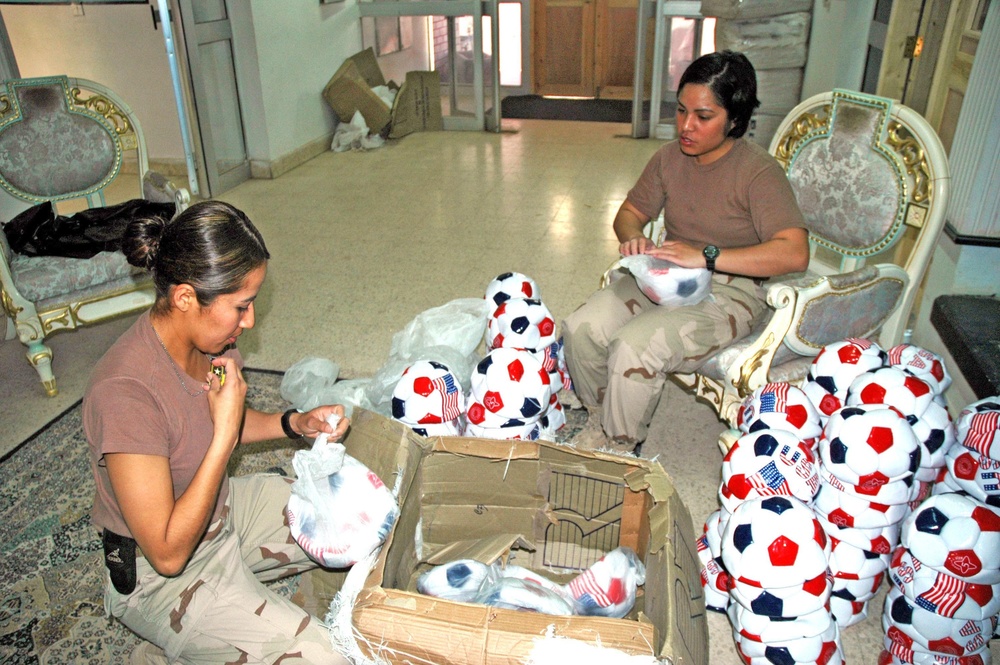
[423,534,536,566]
[389,70,443,139]
[431,435,541,460]
[346,47,387,88]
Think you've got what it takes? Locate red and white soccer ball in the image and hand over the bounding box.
[738,382,823,445]
[827,534,893,580]
[888,343,952,397]
[955,398,1000,460]
[390,360,465,435]
[728,601,835,645]
[847,367,934,421]
[942,445,1000,508]
[468,347,551,423]
[539,392,566,434]
[729,571,831,618]
[888,546,1000,621]
[816,509,901,555]
[696,526,730,613]
[911,400,957,476]
[882,585,998,658]
[721,496,831,589]
[487,297,557,352]
[720,429,820,512]
[831,571,885,603]
[820,404,921,490]
[819,466,920,505]
[901,492,1000,584]
[813,477,910,529]
[484,271,539,308]
[804,338,888,418]
[879,639,991,665]
[734,617,844,665]
[829,592,871,628]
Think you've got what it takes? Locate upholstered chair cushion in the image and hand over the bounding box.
[10,249,145,302]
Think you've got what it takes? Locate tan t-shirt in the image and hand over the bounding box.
[627,138,805,251]
[83,311,241,538]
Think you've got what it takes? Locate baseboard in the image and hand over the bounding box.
[119,156,189,177]
[251,133,336,180]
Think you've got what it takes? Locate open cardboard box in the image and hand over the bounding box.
[298,409,708,664]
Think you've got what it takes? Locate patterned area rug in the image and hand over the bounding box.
[0,369,587,664]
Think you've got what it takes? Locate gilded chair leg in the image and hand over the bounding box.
[26,340,57,397]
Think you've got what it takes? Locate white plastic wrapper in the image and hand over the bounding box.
[566,546,646,618]
[416,559,498,602]
[619,254,711,307]
[476,577,575,615]
[331,110,385,153]
[700,0,812,20]
[715,12,812,70]
[280,356,341,412]
[286,415,399,568]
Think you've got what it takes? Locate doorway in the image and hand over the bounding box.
[532,0,638,99]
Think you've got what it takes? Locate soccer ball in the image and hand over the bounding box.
[829,593,871,628]
[805,338,888,417]
[416,559,492,601]
[846,367,934,421]
[827,535,893,580]
[879,637,991,665]
[468,347,551,422]
[696,531,731,613]
[702,508,724,558]
[484,271,538,308]
[738,382,823,445]
[391,360,465,430]
[464,419,542,441]
[944,445,1000,508]
[955,398,1000,460]
[888,343,952,397]
[813,476,910,529]
[820,404,921,490]
[728,601,835,644]
[721,496,830,589]
[819,466,919,505]
[734,618,843,665]
[487,297,557,352]
[911,400,957,475]
[888,546,1000,621]
[831,571,884,603]
[620,254,712,306]
[719,429,820,512]
[816,509,901,555]
[901,492,1000,583]
[539,393,566,434]
[729,571,831,617]
[882,585,998,657]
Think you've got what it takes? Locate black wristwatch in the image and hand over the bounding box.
[703,244,720,271]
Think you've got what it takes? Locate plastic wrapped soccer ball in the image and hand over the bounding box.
[901,492,1000,584]
[728,602,834,644]
[618,254,712,307]
[391,360,465,432]
[738,382,823,445]
[484,271,538,308]
[719,429,820,512]
[820,404,921,490]
[813,476,910,529]
[729,571,831,618]
[487,297,557,352]
[955,398,1000,460]
[734,617,844,665]
[943,445,1000,508]
[804,338,888,418]
[911,400,956,475]
[882,585,999,658]
[416,559,494,601]
[827,535,893,580]
[721,496,831,589]
[847,367,935,421]
[468,347,552,422]
[888,546,1000,621]
[888,343,952,397]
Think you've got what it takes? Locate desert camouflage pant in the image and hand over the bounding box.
[562,273,768,444]
[104,474,349,665]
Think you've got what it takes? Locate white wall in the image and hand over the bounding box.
[801,0,875,98]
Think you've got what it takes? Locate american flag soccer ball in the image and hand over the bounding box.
[696,531,731,613]
[719,429,820,513]
[390,360,465,434]
[882,585,999,658]
[487,297,557,352]
[878,638,991,665]
[721,496,831,590]
[901,492,1000,584]
[484,271,539,308]
[813,476,911,529]
[888,546,1000,621]
[941,444,1000,508]
[847,366,935,422]
[803,338,888,419]
[955,397,1000,461]
[826,534,893,580]
[887,343,952,397]
[728,601,835,645]
[738,381,823,446]
[734,616,844,665]
[467,347,551,423]
[819,404,922,489]
[819,465,919,505]
[815,508,901,556]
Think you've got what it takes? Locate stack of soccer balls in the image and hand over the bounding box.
[878,397,1000,664]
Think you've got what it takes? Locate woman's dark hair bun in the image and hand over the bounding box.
[121,215,168,270]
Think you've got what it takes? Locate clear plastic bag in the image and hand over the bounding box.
[280,356,341,412]
[619,255,711,307]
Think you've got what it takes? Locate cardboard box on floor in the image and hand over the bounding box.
[323,48,443,139]
[297,409,708,665]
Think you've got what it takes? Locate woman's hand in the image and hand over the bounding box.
[206,356,247,449]
[645,240,704,268]
[292,404,350,441]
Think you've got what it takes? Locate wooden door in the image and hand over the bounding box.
[533,0,637,99]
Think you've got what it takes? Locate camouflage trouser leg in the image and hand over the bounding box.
[105,474,349,665]
[562,274,767,444]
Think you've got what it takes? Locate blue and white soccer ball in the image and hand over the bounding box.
[484,271,539,308]
[416,559,493,601]
[619,254,711,307]
[911,400,956,477]
[391,360,465,435]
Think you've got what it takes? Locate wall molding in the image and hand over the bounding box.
[251,133,336,180]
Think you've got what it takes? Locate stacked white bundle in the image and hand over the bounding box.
[879,492,1000,664]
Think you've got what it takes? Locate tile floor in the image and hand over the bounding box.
[2,119,995,664]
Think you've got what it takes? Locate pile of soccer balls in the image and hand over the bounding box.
[698,336,1000,663]
[391,272,571,442]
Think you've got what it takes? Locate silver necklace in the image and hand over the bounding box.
[151,322,207,397]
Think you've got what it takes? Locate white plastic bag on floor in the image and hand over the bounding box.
[286,415,399,568]
[331,111,385,153]
[620,254,711,307]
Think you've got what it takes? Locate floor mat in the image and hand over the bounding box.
[501,95,634,123]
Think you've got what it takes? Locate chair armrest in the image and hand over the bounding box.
[143,171,191,212]
[722,282,799,399]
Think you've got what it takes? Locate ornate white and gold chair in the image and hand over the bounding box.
[0,76,190,396]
